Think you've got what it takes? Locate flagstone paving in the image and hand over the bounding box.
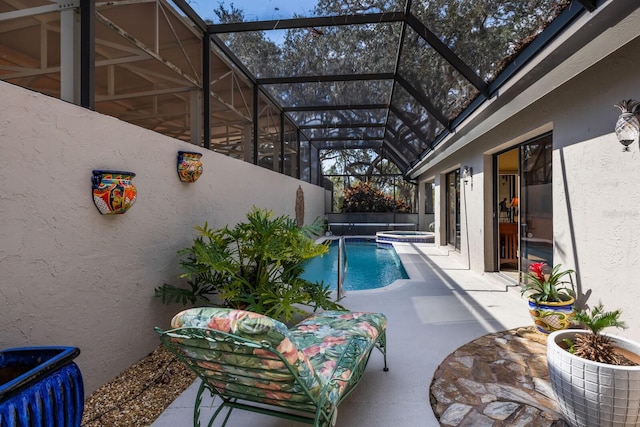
[430,326,569,427]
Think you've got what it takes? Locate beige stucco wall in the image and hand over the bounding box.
[417,26,640,339]
[550,36,640,341]
[0,81,326,393]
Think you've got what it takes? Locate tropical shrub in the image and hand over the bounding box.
[155,207,344,322]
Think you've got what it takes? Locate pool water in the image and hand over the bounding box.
[301,239,408,291]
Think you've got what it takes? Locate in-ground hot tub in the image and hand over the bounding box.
[376,230,434,244]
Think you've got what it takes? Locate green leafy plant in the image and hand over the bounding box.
[520,262,575,303]
[155,207,344,322]
[569,303,635,365]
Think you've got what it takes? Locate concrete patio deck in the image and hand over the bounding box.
[152,242,534,427]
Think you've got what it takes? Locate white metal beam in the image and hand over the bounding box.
[60,1,80,103]
[0,1,77,22]
[95,86,191,102]
[95,11,200,88]
[190,89,202,145]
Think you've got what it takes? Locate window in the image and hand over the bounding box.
[446,170,461,249]
[424,182,435,214]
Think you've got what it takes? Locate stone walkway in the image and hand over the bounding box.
[429,327,569,427]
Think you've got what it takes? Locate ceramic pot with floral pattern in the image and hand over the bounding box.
[177,151,203,183]
[528,297,575,334]
[91,170,137,215]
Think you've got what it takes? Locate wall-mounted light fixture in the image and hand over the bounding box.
[462,166,473,183]
[614,99,640,152]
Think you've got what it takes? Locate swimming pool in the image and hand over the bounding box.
[301,239,408,291]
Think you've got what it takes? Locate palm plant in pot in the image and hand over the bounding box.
[520,262,575,334]
[547,303,640,427]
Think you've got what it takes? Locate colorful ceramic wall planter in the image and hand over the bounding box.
[177,151,203,183]
[91,170,137,215]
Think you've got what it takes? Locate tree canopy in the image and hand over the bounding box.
[207,0,570,210]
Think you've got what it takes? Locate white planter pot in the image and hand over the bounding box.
[547,329,640,427]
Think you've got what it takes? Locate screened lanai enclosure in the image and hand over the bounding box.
[0,0,599,211]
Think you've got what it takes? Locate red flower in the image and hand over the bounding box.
[528,262,547,283]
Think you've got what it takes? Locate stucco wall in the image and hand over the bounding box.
[418,32,640,341]
[0,81,326,393]
[550,37,640,341]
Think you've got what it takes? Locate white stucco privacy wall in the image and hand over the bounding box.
[0,80,326,393]
[417,23,640,342]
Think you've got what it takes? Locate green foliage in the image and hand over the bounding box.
[572,303,627,336]
[562,338,576,354]
[341,181,411,213]
[212,4,282,78]
[571,303,630,365]
[520,262,575,303]
[155,207,344,322]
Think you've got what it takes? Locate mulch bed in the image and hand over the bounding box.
[81,345,196,427]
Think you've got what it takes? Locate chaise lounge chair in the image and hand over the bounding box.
[156,307,388,427]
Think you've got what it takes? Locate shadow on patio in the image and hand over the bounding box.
[152,242,562,427]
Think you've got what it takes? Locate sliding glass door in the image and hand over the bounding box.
[496,148,519,277]
[495,133,553,279]
[520,133,553,272]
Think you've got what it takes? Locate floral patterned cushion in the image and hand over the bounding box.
[288,311,387,392]
[170,307,322,409]
[166,307,386,411]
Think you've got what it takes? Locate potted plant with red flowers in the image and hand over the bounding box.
[520,262,575,334]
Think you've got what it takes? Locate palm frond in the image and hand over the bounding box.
[573,302,627,335]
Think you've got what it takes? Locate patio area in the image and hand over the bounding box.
[1,3,639,426]
[151,242,562,427]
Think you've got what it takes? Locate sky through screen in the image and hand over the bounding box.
[188,0,318,22]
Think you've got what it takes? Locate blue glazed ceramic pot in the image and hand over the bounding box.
[527,297,575,334]
[0,346,84,426]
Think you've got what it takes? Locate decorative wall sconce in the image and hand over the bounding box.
[462,166,473,183]
[92,170,137,215]
[614,99,640,152]
[177,151,203,182]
